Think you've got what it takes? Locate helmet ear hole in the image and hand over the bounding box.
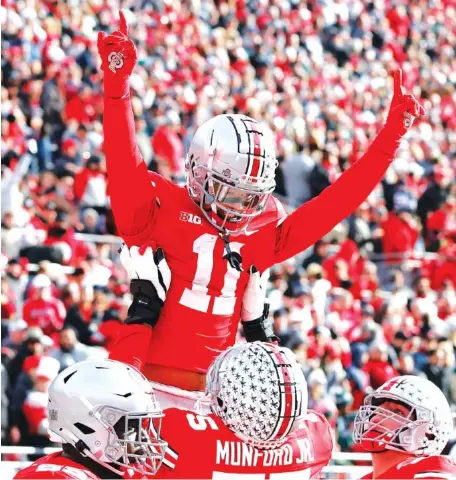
[217,397,224,408]
[74,422,95,435]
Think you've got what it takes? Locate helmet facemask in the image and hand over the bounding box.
[353,397,432,455]
[188,154,276,235]
[86,406,167,477]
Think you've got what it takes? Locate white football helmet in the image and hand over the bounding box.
[48,359,167,477]
[206,342,307,449]
[353,375,453,456]
[186,114,278,234]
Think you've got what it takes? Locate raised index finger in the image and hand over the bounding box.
[393,68,403,97]
[119,10,128,36]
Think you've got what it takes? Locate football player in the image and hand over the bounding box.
[14,358,167,479]
[153,341,334,479]
[115,245,333,478]
[98,11,425,390]
[111,243,273,410]
[353,375,456,479]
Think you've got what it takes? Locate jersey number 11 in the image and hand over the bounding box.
[179,233,244,315]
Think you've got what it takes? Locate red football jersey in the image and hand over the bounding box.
[104,95,397,373]
[15,452,101,479]
[14,451,148,479]
[154,408,333,479]
[361,455,456,479]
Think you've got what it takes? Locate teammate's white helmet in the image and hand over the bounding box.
[48,359,167,476]
[353,375,453,456]
[186,114,278,234]
[206,342,307,449]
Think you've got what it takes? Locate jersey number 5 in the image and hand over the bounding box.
[187,413,219,431]
[179,233,244,315]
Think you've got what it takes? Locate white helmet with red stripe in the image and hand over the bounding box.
[353,375,453,456]
[206,342,307,449]
[186,114,277,235]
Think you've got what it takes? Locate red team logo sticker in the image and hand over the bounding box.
[403,111,415,129]
[108,51,124,73]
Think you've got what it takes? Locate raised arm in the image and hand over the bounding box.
[264,70,425,265]
[98,11,156,240]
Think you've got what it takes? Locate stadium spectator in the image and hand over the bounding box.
[422,348,447,390]
[21,356,59,448]
[387,330,407,368]
[1,319,28,359]
[282,140,315,207]
[73,155,108,212]
[22,275,65,337]
[60,285,92,346]
[363,343,399,390]
[5,328,45,389]
[307,368,338,428]
[50,326,93,372]
[417,165,453,245]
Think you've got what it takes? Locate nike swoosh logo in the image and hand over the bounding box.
[243,228,259,236]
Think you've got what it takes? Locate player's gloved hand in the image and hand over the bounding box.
[97,10,137,98]
[120,244,171,328]
[241,266,278,343]
[381,69,426,151]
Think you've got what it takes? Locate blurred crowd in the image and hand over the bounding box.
[1,0,455,456]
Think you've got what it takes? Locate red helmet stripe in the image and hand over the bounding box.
[244,119,263,181]
[268,347,298,439]
[250,129,262,180]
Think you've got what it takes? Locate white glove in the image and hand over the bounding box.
[241,266,270,322]
[119,244,171,302]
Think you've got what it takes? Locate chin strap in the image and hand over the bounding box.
[221,233,243,272]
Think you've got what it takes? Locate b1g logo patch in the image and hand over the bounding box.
[180,211,202,225]
[108,51,124,73]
